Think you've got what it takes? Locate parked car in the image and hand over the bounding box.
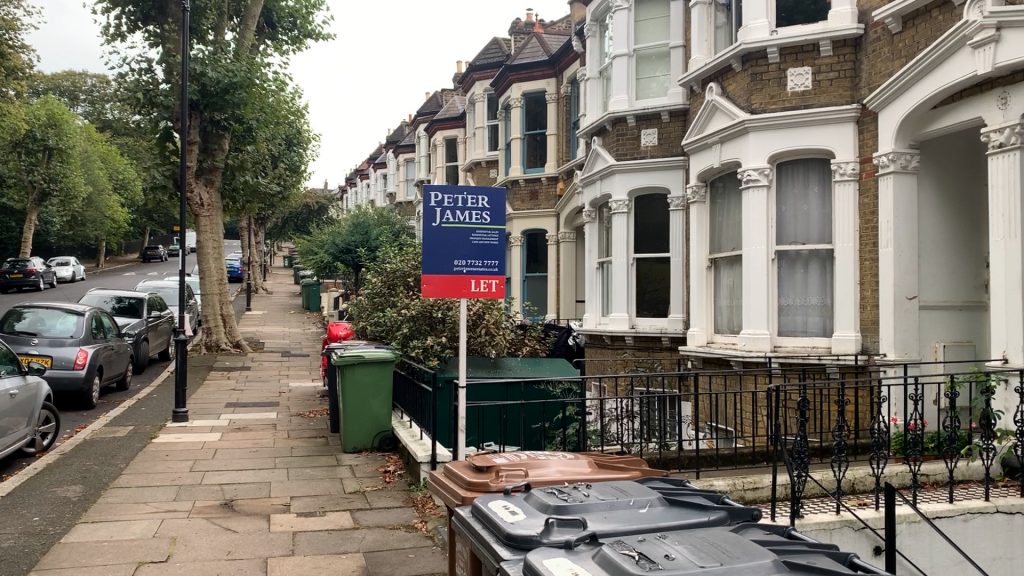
[0,338,60,459]
[162,275,202,317]
[46,256,87,283]
[0,303,134,409]
[141,245,168,262]
[0,257,58,293]
[167,244,181,257]
[225,256,245,282]
[134,280,200,334]
[189,263,200,277]
[78,289,174,373]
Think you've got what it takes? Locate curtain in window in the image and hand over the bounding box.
[634,194,670,318]
[487,94,499,152]
[710,172,742,335]
[776,158,833,337]
[713,0,740,54]
[404,160,415,199]
[598,203,612,316]
[444,139,459,185]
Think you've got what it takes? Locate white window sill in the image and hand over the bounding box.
[679,22,864,93]
[580,101,686,139]
[873,0,967,34]
[678,345,869,365]
[495,172,560,187]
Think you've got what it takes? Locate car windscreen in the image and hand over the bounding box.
[164,277,200,294]
[143,286,179,305]
[225,258,241,266]
[79,294,144,319]
[1,259,32,271]
[50,259,71,267]
[0,308,85,338]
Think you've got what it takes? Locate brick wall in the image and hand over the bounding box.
[469,161,498,187]
[601,111,686,161]
[507,178,560,212]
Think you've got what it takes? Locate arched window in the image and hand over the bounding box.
[522,230,548,318]
[775,158,833,338]
[633,193,670,318]
[710,172,742,335]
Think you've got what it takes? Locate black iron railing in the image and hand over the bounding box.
[392,358,439,470]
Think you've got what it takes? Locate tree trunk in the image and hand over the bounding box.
[253,219,269,293]
[19,201,40,258]
[139,226,151,257]
[95,239,106,270]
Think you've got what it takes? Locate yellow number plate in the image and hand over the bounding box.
[19,356,52,369]
[8,274,22,278]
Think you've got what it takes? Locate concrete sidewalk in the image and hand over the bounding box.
[26,262,446,576]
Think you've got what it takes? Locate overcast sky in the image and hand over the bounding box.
[28,0,573,188]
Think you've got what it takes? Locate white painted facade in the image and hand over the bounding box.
[463,78,500,181]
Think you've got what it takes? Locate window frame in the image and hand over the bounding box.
[521,229,549,319]
[712,0,742,56]
[404,159,416,200]
[486,93,500,154]
[630,192,671,324]
[771,156,834,346]
[444,137,459,185]
[596,202,613,320]
[503,101,512,177]
[521,92,548,174]
[569,79,581,161]
[598,9,614,113]
[708,171,743,339]
[632,0,672,103]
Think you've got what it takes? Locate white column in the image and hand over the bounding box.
[668,0,685,103]
[738,0,771,41]
[583,21,601,121]
[434,139,444,184]
[608,1,631,112]
[686,184,708,346]
[509,235,523,312]
[546,234,559,321]
[981,122,1024,366]
[828,0,859,26]
[831,161,861,354]
[874,150,921,361]
[545,93,559,174]
[738,167,772,352]
[688,0,712,71]
[668,194,687,331]
[558,231,578,323]
[582,209,598,329]
[576,68,589,129]
[509,97,524,177]
[608,198,631,330]
[457,136,467,185]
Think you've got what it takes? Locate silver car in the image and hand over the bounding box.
[46,256,86,283]
[134,280,200,335]
[0,338,60,459]
[0,303,134,409]
[163,275,202,318]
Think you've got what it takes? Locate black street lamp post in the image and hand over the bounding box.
[245,219,253,312]
[172,0,191,424]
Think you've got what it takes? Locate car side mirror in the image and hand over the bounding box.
[26,362,47,377]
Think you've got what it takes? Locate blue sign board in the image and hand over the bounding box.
[421,184,506,299]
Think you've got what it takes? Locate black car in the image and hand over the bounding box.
[141,245,168,262]
[0,257,58,293]
[78,289,175,373]
[0,303,134,408]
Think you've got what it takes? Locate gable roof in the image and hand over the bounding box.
[469,37,512,68]
[385,121,409,147]
[682,83,750,144]
[506,31,572,66]
[432,95,467,122]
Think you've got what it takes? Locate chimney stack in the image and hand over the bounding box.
[525,8,534,22]
[456,60,464,73]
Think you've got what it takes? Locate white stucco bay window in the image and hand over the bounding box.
[579,139,687,332]
[685,0,861,88]
[496,80,559,183]
[582,0,685,131]
[684,83,860,353]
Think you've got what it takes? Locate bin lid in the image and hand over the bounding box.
[427,451,667,510]
[520,523,886,576]
[330,348,398,366]
[467,480,761,552]
[300,278,318,285]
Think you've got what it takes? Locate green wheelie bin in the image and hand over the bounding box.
[300,278,317,310]
[283,254,293,268]
[331,348,398,452]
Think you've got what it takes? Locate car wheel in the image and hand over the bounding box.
[20,402,60,455]
[134,341,150,373]
[36,277,45,291]
[71,271,78,282]
[49,275,57,288]
[158,340,173,361]
[116,360,133,391]
[82,372,102,409]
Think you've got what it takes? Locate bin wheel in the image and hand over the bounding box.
[373,431,398,452]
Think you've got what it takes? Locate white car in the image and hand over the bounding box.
[46,257,86,283]
[163,275,202,316]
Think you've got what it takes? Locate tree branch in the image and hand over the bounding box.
[234,0,265,60]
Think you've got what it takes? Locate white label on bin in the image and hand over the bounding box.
[487,499,526,524]
[542,558,594,576]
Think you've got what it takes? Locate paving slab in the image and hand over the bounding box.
[111,472,206,488]
[34,538,174,570]
[200,469,288,484]
[293,528,437,556]
[289,494,370,513]
[288,466,356,480]
[267,554,367,576]
[275,455,338,468]
[97,486,181,504]
[189,497,291,518]
[270,511,354,532]
[154,434,221,443]
[191,457,277,472]
[270,479,346,498]
[82,501,194,522]
[166,531,293,562]
[135,558,267,576]
[363,546,447,576]
[156,516,269,536]
[175,482,271,501]
[61,519,163,542]
[28,565,138,576]
[352,507,419,528]
[365,490,411,509]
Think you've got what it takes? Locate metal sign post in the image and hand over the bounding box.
[420,184,507,460]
